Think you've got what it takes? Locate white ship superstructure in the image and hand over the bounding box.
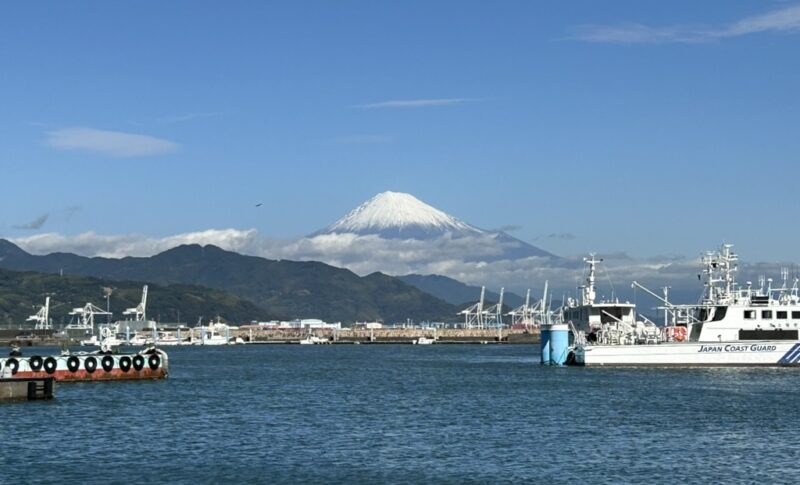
[562,255,649,345]
[568,244,800,366]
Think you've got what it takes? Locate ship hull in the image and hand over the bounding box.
[574,341,800,366]
[0,350,168,382]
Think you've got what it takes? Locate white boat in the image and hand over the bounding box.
[413,336,436,345]
[128,334,149,346]
[564,244,800,366]
[191,318,236,345]
[80,325,126,348]
[299,335,327,345]
[149,331,185,346]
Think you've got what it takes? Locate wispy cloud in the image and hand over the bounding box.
[570,4,800,44]
[63,206,82,221]
[492,225,522,233]
[158,112,222,124]
[533,233,576,241]
[46,127,178,157]
[13,214,49,230]
[332,134,393,144]
[355,98,473,109]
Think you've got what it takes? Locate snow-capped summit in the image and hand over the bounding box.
[319,191,482,239]
[313,191,555,260]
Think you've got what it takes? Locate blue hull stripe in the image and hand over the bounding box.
[782,345,799,364]
[778,343,800,365]
[788,345,800,364]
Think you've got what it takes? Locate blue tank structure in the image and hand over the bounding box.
[540,325,551,364]
[549,323,570,366]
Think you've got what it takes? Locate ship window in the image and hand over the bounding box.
[711,306,727,322]
[762,310,773,319]
[744,310,756,320]
[793,311,800,319]
[777,311,788,319]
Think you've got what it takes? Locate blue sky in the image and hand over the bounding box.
[2,1,800,262]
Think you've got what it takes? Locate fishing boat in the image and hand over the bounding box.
[560,244,800,366]
[299,335,328,345]
[80,325,126,347]
[413,336,436,345]
[0,346,168,382]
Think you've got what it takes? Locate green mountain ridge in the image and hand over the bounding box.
[0,240,458,323]
[0,267,269,328]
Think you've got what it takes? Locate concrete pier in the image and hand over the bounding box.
[237,327,540,344]
[0,377,55,401]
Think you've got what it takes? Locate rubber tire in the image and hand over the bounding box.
[119,356,132,372]
[132,355,145,371]
[84,356,97,373]
[101,355,114,372]
[6,358,19,375]
[67,356,80,373]
[43,357,57,374]
[29,355,44,371]
[148,354,160,370]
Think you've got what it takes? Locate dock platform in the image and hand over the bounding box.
[0,377,55,401]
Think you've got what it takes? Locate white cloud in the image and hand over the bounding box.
[571,5,800,44]
[12,229,259,259]
[12,229,796,304]
[46,127,178,157]
[6,228,691,293]
[355,98,473,109]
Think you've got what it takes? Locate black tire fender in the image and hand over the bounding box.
[148,354,161,370]
[132,354,145,371]
[84,356,97,373]
[29,355,44,371]
[43,357,57,374]
[101,355,114,372]
[6,358,19,375]
[67,356,80,372]
[119,356,132,372]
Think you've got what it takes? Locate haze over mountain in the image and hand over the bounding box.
[397,274,525,308]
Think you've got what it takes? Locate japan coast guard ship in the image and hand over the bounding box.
[560,245,800,366]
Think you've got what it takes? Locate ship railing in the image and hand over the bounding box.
[568,321,586,346]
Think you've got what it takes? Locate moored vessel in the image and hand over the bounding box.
[567,244,800,366]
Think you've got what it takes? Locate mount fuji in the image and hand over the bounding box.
[313,191,555,261]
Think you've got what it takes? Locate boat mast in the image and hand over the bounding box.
[582,254,600,305]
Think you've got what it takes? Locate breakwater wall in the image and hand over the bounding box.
[236,327,540,344]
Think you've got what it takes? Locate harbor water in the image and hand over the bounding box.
[3,344,800,483]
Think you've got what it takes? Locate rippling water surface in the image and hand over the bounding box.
[3,344,799,484]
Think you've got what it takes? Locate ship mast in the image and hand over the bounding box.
[582,254,601,305]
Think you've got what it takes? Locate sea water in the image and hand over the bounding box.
[2,345,799,483]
